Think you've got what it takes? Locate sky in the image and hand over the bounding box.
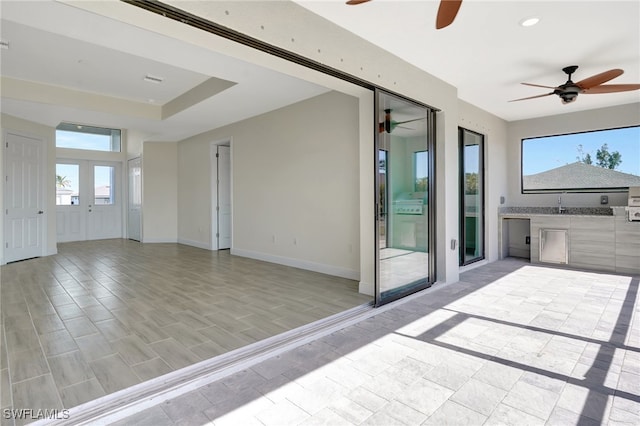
[522,126,640,176]
[56,131,115,152]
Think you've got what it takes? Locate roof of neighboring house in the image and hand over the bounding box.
[94,185,111,198]
[523,162,640,190]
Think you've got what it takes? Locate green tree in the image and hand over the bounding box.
[576,144,592,165]
[595,143,622,170]
[415,177,428,192]
[56,175,71,189]
[465,172,478,195]
[577,143,621,170]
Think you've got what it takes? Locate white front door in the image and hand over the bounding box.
[56,160,122,242]
[217,145,231,249]
[4,132,45,263]
[127,157,142,242]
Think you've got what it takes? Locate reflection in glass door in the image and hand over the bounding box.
[375,90,435,306]
[378,150,388,249]
[459,128,484,265]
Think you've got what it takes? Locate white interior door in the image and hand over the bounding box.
[217,145,231,249]
[128,157,142,241]
[4,132,45,263]
[56,160,121,242]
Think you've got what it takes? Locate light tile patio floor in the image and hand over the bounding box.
[109,258,640,425]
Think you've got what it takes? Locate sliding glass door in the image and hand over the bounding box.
[375,90,435,306]
[459,128,484,265]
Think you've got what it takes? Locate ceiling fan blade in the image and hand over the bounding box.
[436,0,463,29]
[394,117,426,125]
[575,69,623,89]
[583,83,640,94]
[521,82,558,89]
[508,92,555,102]
[346,0,371,4]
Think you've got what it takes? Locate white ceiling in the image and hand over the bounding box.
[0,1,331,142]
[0,0,638,144]
[296,0,640,121]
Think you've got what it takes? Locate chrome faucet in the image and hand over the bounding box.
[558,192,566,214]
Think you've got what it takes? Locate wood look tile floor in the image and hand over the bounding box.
[0,240,371,424]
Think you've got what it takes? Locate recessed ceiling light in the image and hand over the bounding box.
[520,17,540,27]
[143,74,164,84]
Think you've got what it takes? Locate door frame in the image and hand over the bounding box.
[373,89,437,307]
[210,139,233,251]
[2,129,48,265]
[127,157,143,242]
[458,127,485,266]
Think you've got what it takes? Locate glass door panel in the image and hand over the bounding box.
[56,163,80,206]
[459,128,484,265]
[56,162,86,242]
[375,90,435,306]
[87,164,120,240]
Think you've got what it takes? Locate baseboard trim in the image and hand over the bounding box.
[359,280,374,296]
[231,248,359,280]
[142,237,178,244]
[176,238,211,250]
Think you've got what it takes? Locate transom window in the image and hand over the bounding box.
[56,122,121,152]
[521,126,640,193]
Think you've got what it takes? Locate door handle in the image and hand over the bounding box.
[38,210,44,214]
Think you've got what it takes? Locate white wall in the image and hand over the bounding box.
[127,129,145,160]
[459,101,509,264]
[142,142,178,243]
[178,91,361,279]
[0,113,57,263]
[507,102,640,208]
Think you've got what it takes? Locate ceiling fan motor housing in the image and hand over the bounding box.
[556,84,580,103]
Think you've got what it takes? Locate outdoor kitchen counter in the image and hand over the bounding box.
[499,206,639,275]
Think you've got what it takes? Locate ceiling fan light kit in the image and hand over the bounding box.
[510,65,640,104]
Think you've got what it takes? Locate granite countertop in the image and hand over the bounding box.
[499,206,614,216]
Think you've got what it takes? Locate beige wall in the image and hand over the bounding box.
[507,102,640,208]
[142,142,178,243]
[0,113,57,263]
[178,91,361,279]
